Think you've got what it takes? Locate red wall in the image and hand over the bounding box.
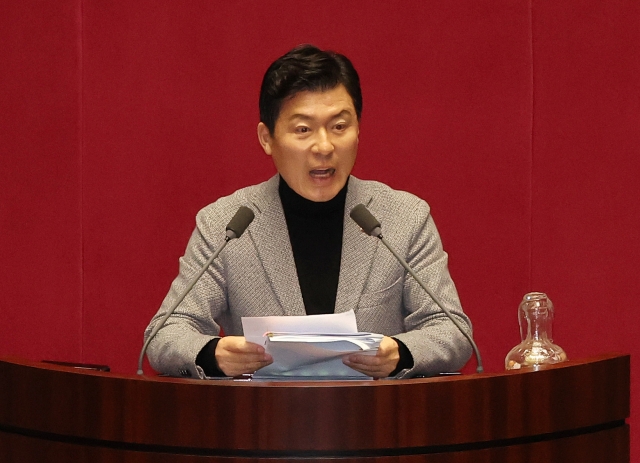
[1,0,638,457]
[0,1,83,362]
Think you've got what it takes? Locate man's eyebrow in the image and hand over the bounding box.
[287,110,354,121]
[287,113,313,121]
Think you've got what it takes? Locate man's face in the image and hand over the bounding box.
[257,85,359,202]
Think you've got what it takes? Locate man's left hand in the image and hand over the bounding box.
[343,336,400,378]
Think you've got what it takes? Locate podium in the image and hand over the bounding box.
[0,353,629,462]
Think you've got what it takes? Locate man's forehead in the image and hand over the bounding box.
[279,86,356,117]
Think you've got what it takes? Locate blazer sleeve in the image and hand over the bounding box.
[143,206,232,379]
[385,195,473,378]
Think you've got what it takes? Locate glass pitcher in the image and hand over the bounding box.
[505,292,567,370]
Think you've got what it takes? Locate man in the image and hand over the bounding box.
[144,44,473,379]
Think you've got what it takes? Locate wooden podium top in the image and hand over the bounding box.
[0,353,630,461]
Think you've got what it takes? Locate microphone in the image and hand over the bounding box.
[225,206,255,239]
[350,204,484,374]
[350,204,382,237]
[137,206,255,375]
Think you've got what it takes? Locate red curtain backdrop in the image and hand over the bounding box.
[1,0,638,457]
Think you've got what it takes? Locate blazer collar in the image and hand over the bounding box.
[245,175,305,315]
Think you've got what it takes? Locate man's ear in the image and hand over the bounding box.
[257,122,273,156]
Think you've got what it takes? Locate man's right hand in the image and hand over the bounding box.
[214,336,273,377]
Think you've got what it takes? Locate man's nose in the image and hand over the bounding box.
[312,129,334,155]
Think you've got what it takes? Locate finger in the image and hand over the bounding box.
[345,353,382,366]
[343,356,378,371]
[343,359,388,378]
[233,341,267,354]
[219,337,266,354]
[218,354,273,377]
[218,348,272,365]
[343,353,395,378]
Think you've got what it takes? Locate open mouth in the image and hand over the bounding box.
[309,168,335,178]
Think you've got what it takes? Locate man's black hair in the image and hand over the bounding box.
[259,44,362,134]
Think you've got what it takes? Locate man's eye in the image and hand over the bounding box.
[334,122,347,131]
[296,126,310,134]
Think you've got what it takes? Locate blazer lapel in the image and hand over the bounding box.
[335,177,379,314]
[246,176,306,316]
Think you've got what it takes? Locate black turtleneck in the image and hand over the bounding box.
[279,177,347,315]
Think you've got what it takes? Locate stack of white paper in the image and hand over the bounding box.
[241,310,382,379]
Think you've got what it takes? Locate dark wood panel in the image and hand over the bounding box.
[0,424,629,462]
[0,353,630,455]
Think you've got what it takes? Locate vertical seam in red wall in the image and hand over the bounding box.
[78,0,85,361]
[528,0,535,291]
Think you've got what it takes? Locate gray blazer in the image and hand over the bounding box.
[145,175,473,378]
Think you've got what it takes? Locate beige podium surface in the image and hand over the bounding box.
[0,353,630,462]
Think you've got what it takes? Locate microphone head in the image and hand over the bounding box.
[350,204,382,237]
[226,206,255,239]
